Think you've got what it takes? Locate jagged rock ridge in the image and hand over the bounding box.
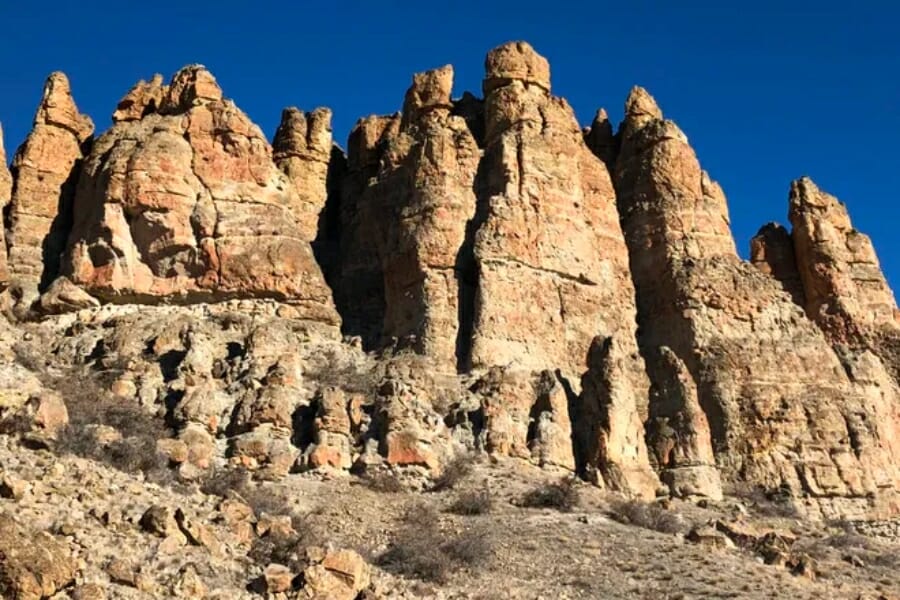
[0,42,898,519]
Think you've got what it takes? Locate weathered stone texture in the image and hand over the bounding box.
[789,176,899,349]
[335,113,399,345]
[6,72,93,308]
[614,86,900,516]
[60,66,338,324]
[0,123,11,288]
[470,43,646,394]
[0,515,77,600]
[336,66,479,369]
[273,107,334,241]
[750,222,806,306]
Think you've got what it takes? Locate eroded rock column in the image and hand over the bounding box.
[273,107,335,242]
[789,177,900,350]
[470,43,646,392]
[6,73,94,309]
[60,65,339,325]
[614,87,900,515]
[0,124,11,289]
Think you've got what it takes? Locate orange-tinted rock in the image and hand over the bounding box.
[336,65,479,368]
[750,222,806,306]
[789,176,899,349]
[6,72,93,309]
[473,367,575,470]
[0,515,78,600]
[577,337,660,498]
[273,107,334,241]
[470,43,647,394]
[615,86,900,516]
[112,74,166,122]
[60,66,339,325]
[0,123,11,288]
[308,387,354,470]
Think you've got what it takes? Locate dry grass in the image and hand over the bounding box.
[521,478,580,512]
[363,471,406,493]
[609,499,687,534]
[431,454,477,492]
[724,482,799,518]
[447,489,493,516]
[377,502,492,583]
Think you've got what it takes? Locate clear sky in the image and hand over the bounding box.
[1,1,897,287]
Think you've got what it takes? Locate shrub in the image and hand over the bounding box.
[521,478,580,512]
[724,482,799,518]
[430,454,477,492]
[608,499,687,534]
[377,502,492,583]
[447,490,493,516]
[363,471,405,493]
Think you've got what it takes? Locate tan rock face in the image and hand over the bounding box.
[577,336,660,498]
[750,222,806,306]
[60,65,338,324]
[614,87,900,516]
[0,123,11,288]
[273,107,335,242]
[336,65,479,368]
[332,114,398,345]
[0,515,77,600]
[469,42,646,393]
[789,176,899,350]
[6,73,94,308]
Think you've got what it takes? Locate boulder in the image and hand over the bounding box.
[0,515,77,600]
[300,547,371,600]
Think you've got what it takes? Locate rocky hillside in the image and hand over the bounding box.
[0,41,899,598]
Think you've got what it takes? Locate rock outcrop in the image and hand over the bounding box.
[789,177,900,353]
[612,86,900,516]
[750,222,806,306]
[335,65,479,368]
[0,123,11,288]
[59,66,339,325]
[1,41,899,520]
[273,107,335,242]
[469,42,645,392]
[6,73,94,310]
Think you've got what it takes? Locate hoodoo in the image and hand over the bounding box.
[1,41,899,523]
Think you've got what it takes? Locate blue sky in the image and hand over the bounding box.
[1,1,898,287]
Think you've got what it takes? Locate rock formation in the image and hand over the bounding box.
[750,222,806,306]
[469,42,645,392]
[334,65,479,368]
[789,177,900,353]
[5,73,94,309]
[612,86,900,516]
[0,41,899,519]
[59,65,339,325]
[0,123,11,288]
[273,106,335,242]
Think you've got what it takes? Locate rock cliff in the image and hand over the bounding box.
[5,73,93,312]
[58,66,339,326]
[1,41,898,521]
